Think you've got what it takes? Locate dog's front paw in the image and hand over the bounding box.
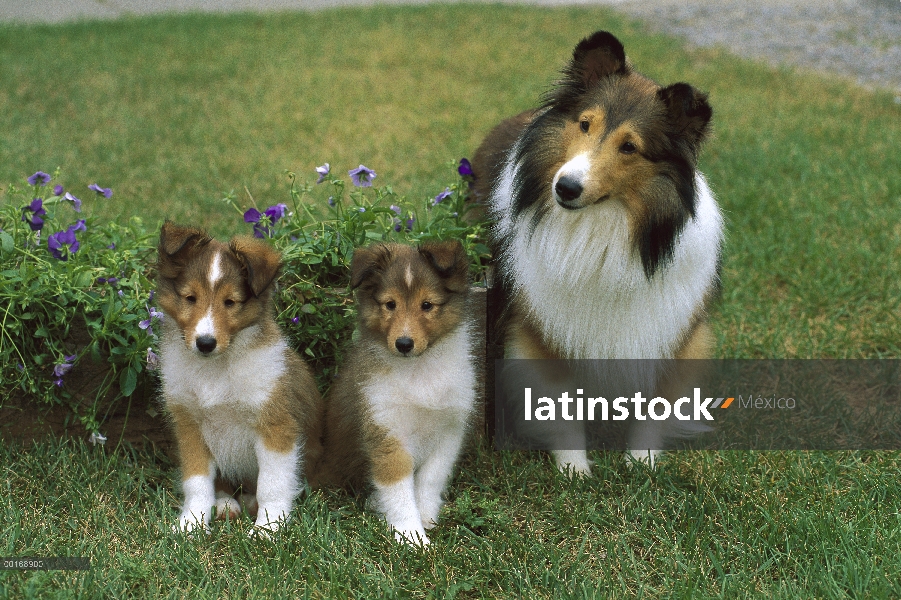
[626,449,661,469]
[393,523,430,547]
[174,512,211,535]
[214,492,242,521]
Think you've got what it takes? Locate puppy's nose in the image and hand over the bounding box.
[554,176,583,203]
[196,335,217,355]
[395,337,414,355]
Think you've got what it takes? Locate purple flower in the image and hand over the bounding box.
[64,192,82,212]
[291,316,299,324]
[139,304,164,334]
[71,219,86,232]
[390,205,402,216]
[146,347,160,371]
[316,163,330,184]
[107,243,116,250]
[327,196,336,207]
[52,354,77,386]
[97,276,119,286]
[88,183,113,198]
[349,165,376,188]
[47,225,81,260]
[28,172,51,186]
[432,187,452,206]
[53,185,65,196]
[244,204,288,238]
[22,198,46,231]
[458,158,473,177]
[393,215,415,232]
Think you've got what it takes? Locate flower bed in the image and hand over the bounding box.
[0,161,489,445]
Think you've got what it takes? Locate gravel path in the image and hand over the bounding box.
[1,0,899,92]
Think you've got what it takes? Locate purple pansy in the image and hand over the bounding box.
[52,354,77,387]
[48,228,80,260]
[243,203,287,238]
[316,163,330,184]
[327,196,336,207]
[64,192,82,212]
[458,158,473,177]
[88,183,113,198]
[22,198,47,231]
[139,304,164,335]
[146,347,160,372]
[53,184,65,196]
[348,165,376,188]
[390,205,402,216]
[393,215,415,232]
[28,171,51,186]
[432,187,452,206]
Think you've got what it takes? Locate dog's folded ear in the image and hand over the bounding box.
[158,221,211,279]
[657,83,712,148]
[229,237,282,297]
[419,240,469,292]
[350,244,391,290]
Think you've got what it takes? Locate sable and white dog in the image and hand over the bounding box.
[313,241,476,546]
[472,31,723,474]
[156,221,323,533]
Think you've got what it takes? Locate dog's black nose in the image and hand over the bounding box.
[196,335,217,354]
[555,176,583,203]
[395,337,414,355]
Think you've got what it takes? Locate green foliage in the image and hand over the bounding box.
[0,171,157,433]
[0,163,488,428]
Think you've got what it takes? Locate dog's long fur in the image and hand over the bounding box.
[472,31,723,472]
[156,221,323,533]
[312,241,476,545]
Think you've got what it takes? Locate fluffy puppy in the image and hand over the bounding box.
[156,221,323,534]
[314,241,476,546]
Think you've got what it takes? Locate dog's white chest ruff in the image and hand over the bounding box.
[495,170,723,360]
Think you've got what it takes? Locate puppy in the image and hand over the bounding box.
[314,241,476,546]
[156,221,323,534]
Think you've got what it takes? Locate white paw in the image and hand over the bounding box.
[553,450,593,477]
[214,492,242,521]
[174,512,210,535]
[252,505,289,535]
[626,449,661,469]
[393,524,430,547]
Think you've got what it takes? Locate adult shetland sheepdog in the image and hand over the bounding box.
[156,221,323,533]
[312,241,476,546]
[472,31,723,474]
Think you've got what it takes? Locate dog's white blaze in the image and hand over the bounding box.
[193,308,215,341]
[208,251,223,285]
[253,439,301,531]
[552,153,591,201]
[404,264,413,287]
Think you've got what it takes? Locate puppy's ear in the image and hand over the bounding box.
[658,83,712,148]
[350,244,391,290]
[158,221,211,279]
[570,31,628,89]
[419,240,469,292]
[229,237,282,297]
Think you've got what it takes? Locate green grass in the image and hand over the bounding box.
[2,4,901,598]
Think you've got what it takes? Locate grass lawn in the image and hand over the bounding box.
[2,4,901,597]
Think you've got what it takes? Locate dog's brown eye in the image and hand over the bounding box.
[421,301,433,311]
[224,299,235,307]
[185,295,197,304]
[385,301,396,311]
[579,120,590,133]
[620,141,637,154]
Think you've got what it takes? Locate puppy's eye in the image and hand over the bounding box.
[620,141,637,155]
[224,299,235,307]
[385,301,396,311]
[185,295,197,304]
[421,301,433,311]
[579,120,590,133]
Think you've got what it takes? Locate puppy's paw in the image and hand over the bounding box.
[626,449,661,469]
[214,492,242,521]
[174,512,210,535]
[393,524,430,547]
